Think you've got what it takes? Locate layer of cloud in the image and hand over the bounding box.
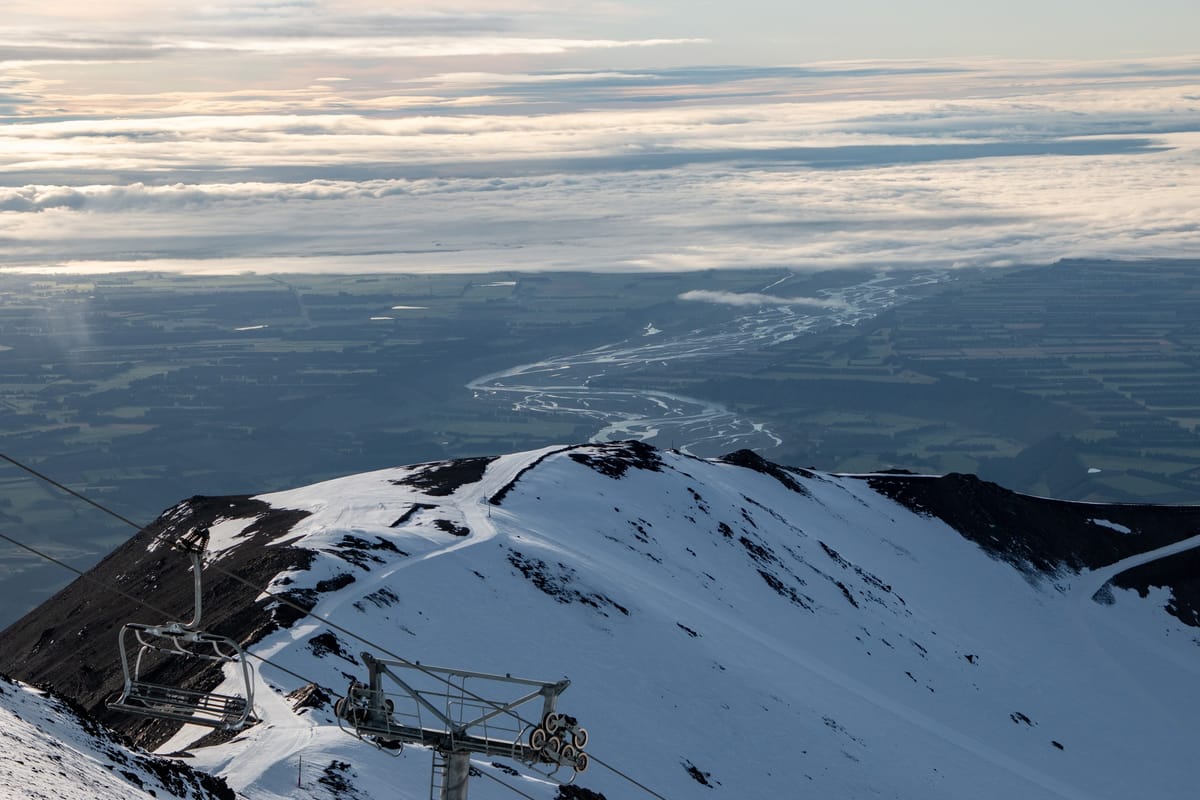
[0,0,702,69]
[0,59,1197,274]
[679,290,847,308]
[0,35,703,68]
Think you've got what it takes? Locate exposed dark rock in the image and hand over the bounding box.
[818,542,895,607]
[739,507,758,528]
[555,785,608,800]
[738,534,778,566]
[629,519,653,543]
[682,758,716,788]
[865,473,1199,573]
[308,632,358,664]
[758,569,814,611]
[287,682,332,712]
[390,456,496,496]
[270,589,318,628]
[433,519,471,537]
[332,534,407,569]
[1111,548,1200,628]
[835,580,860,608]
[568,440,664,479]
[720,449,812,494]
[507,549,630,616]
[317,760,361,797]
[391,503,436,527]
[354,587,399,612]
[315,573,356,593]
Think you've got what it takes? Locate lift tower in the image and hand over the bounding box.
[336,652,591,800]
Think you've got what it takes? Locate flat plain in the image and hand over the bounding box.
[1,259,1198,625]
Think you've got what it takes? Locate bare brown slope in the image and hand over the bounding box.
[0,494,311,748]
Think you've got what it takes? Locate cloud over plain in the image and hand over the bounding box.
[0,2,1197,275]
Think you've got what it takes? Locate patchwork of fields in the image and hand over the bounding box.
[1,259,1197,625]
[696,260,1200,501]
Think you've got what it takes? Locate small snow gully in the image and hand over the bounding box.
[108,527,256,730]
[335,652,590,800]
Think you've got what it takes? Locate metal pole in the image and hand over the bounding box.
[441,751,471,800]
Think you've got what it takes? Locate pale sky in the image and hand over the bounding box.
[3,1,1197,69]
[1,2,1198,274]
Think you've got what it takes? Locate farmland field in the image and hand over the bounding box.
[1,259,1198,624]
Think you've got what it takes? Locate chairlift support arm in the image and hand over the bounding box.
[336,651,590,799]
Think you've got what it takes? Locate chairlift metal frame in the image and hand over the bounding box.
[108,528,256,730]
[335,652,590,799]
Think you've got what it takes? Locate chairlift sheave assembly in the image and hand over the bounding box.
[335,652,592,796]
[526,709,590,775]
[108,527,256,730]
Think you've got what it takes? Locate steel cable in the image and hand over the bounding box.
[0,450,671,800]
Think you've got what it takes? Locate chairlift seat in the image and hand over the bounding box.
[109,537,255,731]
[110,680,254,729]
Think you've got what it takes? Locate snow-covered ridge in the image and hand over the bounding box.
[3,441,1200,800]
[0,674,231,799]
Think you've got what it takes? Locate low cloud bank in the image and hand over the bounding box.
[1,58,1197,273]
[679,290,847,308]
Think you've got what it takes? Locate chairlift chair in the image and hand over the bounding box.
[108,528,256,730]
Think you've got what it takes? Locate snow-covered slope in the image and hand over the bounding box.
[4,441,1200,800]
[0,673,232,799]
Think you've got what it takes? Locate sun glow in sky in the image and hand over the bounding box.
[1,2,1198,274]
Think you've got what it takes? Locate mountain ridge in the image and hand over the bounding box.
[2,441,1199,799]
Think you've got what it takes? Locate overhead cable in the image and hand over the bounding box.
[0,450,671,800]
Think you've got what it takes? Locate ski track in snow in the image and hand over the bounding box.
[447,447,568,555]
[467,271,947,456]
[1073,532,1200,601]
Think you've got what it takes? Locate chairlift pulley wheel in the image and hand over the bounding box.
[542,711,564,734]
